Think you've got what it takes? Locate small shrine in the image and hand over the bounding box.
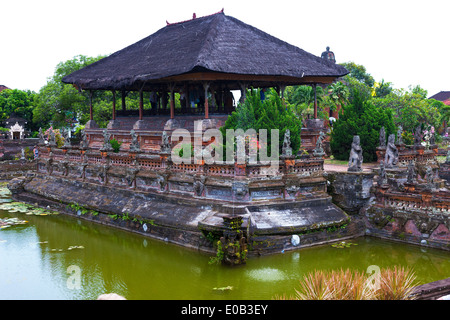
[4,116,28,140]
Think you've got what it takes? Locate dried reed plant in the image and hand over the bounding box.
[374,266,418,300]
[272,266,418,300]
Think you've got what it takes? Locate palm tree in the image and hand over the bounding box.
[328,81,349,118]
[287,85,324,119]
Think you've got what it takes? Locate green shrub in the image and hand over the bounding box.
[110,138,122,153]
[220,88,302,157]
[330,89,396,162]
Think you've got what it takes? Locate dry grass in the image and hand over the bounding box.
[374,266,418,300]
[273,266,418,300]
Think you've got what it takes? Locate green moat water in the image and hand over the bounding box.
[0,187,449,300]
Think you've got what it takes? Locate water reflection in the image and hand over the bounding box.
[0,188,449,300]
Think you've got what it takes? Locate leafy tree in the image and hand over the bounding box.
[0,89,37,131]
[328,81,349,107]
[285,85,325,119]
[34,55,110,129]
[330,88,396,162]
[374,79,393,98]
[340,62,375,87]
[373,88,442,134]
[221,88,302,157]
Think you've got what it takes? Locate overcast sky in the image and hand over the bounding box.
[1,0,448,97]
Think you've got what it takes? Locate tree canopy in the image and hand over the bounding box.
[221,88,303,157]
[0,88,37,132]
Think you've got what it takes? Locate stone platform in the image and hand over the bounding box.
[9,169,355,256]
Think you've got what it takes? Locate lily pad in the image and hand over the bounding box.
[213,286,233,291]
[0,217,29,229]
[331,241,358,249]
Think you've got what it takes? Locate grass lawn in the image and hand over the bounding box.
[324,155,378,167]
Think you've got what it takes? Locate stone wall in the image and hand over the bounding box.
[326,167,450,251]
[325,171,375,215]
[6,144,361,256]
[0,159,35,180]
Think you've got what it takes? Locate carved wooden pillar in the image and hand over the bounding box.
[169,84,175,119]
[239,83,247,104]
[203,82,210,119]
[121,91,126,112]
[313,84,318,119]
[112,90,116,120]
[184,84,189,113]
[139,89,144,120]
[89,90,93,121]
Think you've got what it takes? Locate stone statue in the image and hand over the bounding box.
[429,129,435,145]
[282,129,292,157]
[348,135,363,172]
[406,161,416,184]
[125,167,139,188]
[38,128,45,145]
[396,125,403,145]
[313,131,326,157]
[160,131,171,154]
[425,166,434,188]
[62,128,71,147]
[414,126,422,146]
[156,173,168,191]
[446,148,450,164]
[321,46,336,63]
[193,175,206,197]
[80,130,89,149]
[101,129,113,151]
[384,134,398,168]
[379,127,386,148]
[58,160,69,176]
[129,129,140,152]
[378,160,388,186]
[49,130,56,147]
[232,181,248,200]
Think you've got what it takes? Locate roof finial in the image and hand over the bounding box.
[193,13,196,19]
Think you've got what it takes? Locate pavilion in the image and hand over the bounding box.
[62,10,348,142]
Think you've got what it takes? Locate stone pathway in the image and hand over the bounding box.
[324,162,378,173]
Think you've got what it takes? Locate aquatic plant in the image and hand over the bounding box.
[0,202,58,216]
[0,217,28,229]
[273,267,418,300]
[331,241,358,249]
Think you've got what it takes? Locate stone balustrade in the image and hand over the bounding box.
[36,144,326,204]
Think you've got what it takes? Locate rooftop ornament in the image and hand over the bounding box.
[321,46,336,64]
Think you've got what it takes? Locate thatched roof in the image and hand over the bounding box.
[429,91,450,102]
[62,11,348,91]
